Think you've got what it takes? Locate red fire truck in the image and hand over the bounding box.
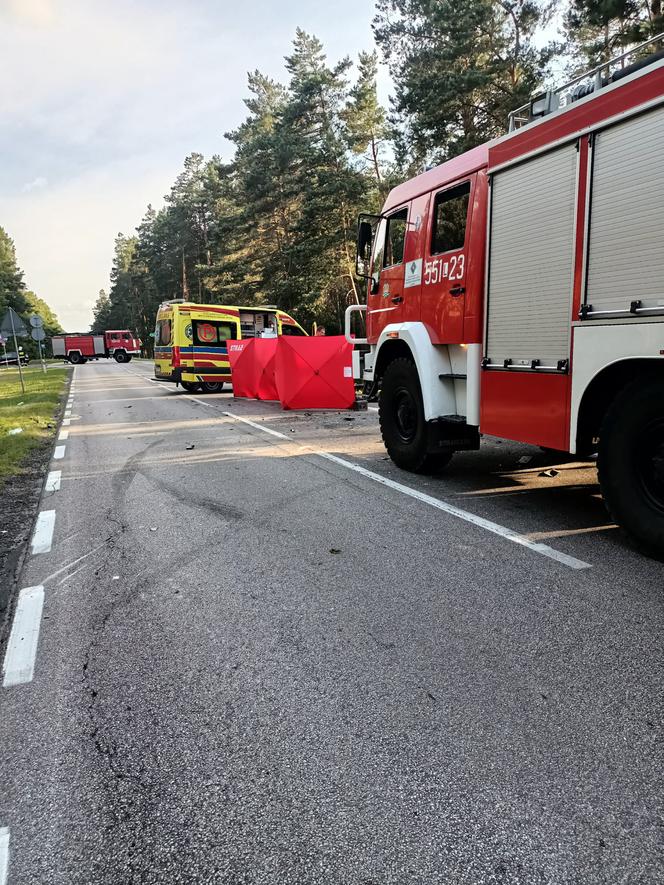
[347,34,664,555]
[52,330,141,364]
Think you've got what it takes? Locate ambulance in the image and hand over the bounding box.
[153,300,306,393]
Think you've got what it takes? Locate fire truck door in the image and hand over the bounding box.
[421,178,473,343]
[367,198,427,340]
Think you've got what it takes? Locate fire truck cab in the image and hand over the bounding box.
[347,34,664,556]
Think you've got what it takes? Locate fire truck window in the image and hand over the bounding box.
[384,208,408,267]
[156,320,171,346]
[192,320,237,346]
[431,182,471,255]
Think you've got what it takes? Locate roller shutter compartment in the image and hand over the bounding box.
[586,104,664,314]
[486,144,578,367]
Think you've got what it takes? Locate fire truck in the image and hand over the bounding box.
[52,330,141,364]
[346,34,664,555]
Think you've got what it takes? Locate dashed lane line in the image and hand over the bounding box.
[202,403,592,572]
[45,470,61,493]
[62,418,71,427]
[0,827,8,885]
[54,445,66,460]
[31,511,56,555]
[58,430,69,442]
[2,586,45,687]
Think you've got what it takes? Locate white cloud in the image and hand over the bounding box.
[22,176,47,192]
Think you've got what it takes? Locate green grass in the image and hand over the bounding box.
[0,364,70,482]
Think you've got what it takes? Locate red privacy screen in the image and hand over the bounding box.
[274,336,355,410]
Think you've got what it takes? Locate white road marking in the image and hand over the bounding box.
[31,511,56,555]
[62,418,71,426]
[54,445,66,459]
[0,826,8,885]
[2,586,45,687]
[222,410,592,571]
[45,470,61,492]
[64,410,72,418]
[59,430,69,441]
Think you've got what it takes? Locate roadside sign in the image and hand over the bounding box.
[0,307,28,338]
[31,327,46,341]
[30,314,43,328]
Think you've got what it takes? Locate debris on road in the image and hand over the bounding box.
[539,468,559,478]
[185,444,195,450]
[329,548,341,554]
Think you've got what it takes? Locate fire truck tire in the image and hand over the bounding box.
[69,352,82,364]
[180,381,201,393]
[598,376,664,558]
[114,351,129,363]
[379,358,453,474]
[200,382,225,394]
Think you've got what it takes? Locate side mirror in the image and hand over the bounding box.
[355,214,380,279]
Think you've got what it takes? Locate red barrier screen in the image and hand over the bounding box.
[226,339,256,398]
[275,336,355,410]
[226,338,280,400]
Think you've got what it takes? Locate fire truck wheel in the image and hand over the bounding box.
[180,381,201,393]
[114,351,129,363]
[200,382,225,394]
[379,358,452,474]
[69,352,82,364]
[598,376,664,558]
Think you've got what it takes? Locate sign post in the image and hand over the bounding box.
[7,308,25,393]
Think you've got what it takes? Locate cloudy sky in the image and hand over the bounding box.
[0,0,386,330]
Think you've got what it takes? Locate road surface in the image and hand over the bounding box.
[1,359,662,884]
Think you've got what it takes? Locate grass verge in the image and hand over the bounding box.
[0,365,69,484]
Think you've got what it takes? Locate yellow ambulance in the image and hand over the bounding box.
[153,300,306,393]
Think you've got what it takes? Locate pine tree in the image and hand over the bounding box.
[91,289,112,333]
[0,226,29,317]
[373,0,555,164]
[564,1,663,66]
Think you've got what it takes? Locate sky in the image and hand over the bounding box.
[0,0,389,330]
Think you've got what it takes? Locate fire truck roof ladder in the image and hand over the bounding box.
[508,31,664,132]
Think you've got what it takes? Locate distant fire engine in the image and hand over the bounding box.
[347,34,664,556]
[52,330,141,364]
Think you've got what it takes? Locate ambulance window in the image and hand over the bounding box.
[156,320,171,346]
[431,182,470,254]
[384,208,408,267]
[281,324,306,336]
[192,320,237,346]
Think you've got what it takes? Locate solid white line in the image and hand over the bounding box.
[45,470,61,492]
[31,510,56,555]
[223,410,591,571]
[58,430,69,441]
[54,445,66,460]
[2,586,45,687]
[0,827,8,885]
[62,418,71,426]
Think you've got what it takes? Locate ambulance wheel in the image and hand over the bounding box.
[379,358,452,474]
[598,375,664,559]
[114,351,129,363]
[200,382,224,394]
[181,381,200,393]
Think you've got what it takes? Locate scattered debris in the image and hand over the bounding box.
[538,468,559,478]
[149,527,157,532]
[343,416,354,422]
[329,548,341,554]
[112,575,120,581]
[7,428,23,435]
[125,405,132,409]
[185,444,195,450]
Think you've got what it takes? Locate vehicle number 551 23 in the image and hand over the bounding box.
[423,254,465,286]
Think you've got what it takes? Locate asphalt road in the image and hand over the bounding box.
[1,359,662,885]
